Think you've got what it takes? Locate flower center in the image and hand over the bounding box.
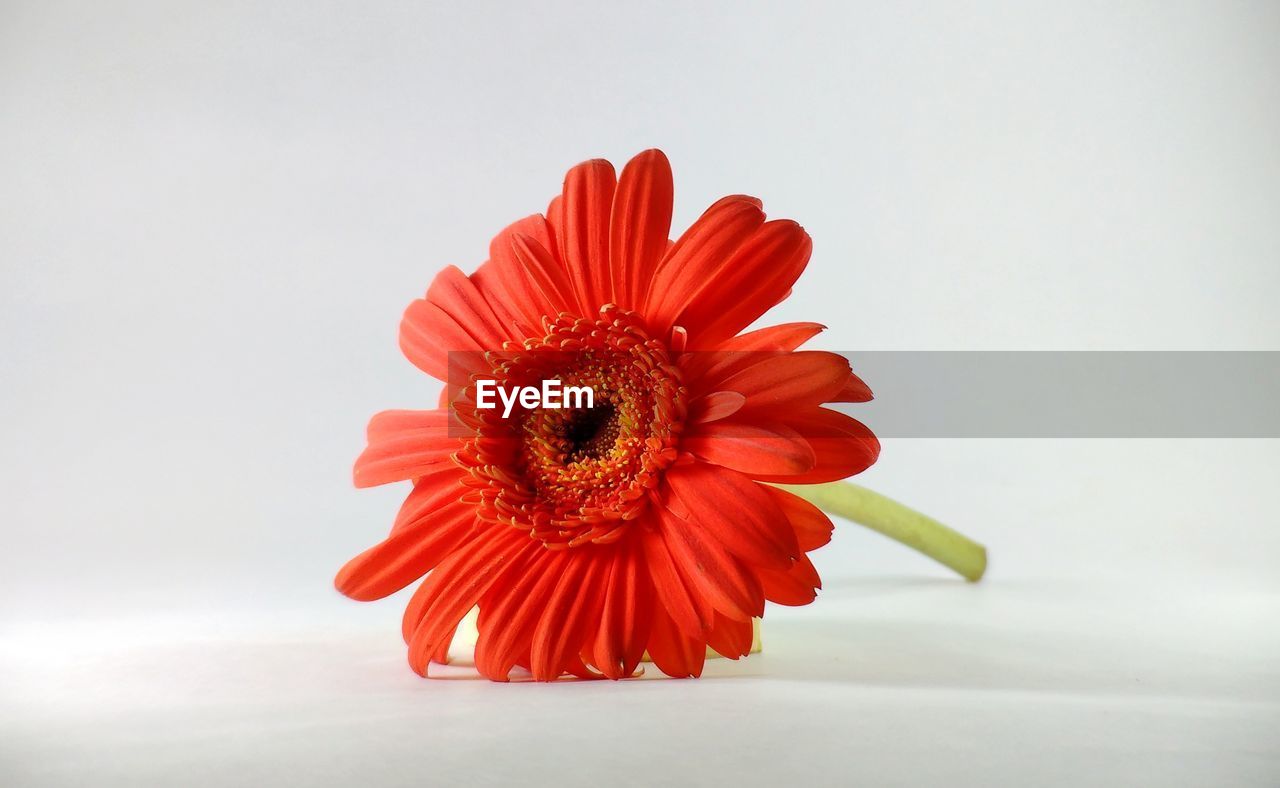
[562,401,619,462]
[453,307,686,548]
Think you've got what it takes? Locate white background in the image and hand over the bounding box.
[2,1,1278,785]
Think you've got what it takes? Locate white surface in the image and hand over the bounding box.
[4,440,1277,786]
[2,2,1279,786]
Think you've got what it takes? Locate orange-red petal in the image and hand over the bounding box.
[704,612,754,659]
[641,522,712,638]
[656,505,765,622]
[473,546,567,681]
[831,370,874,403]
[680,321,826,383]
[610,149,673,310]
[405,526,530,676]
[353,409,456,488]
[664,463,799,570]
[710,351,852,413]
[683,418,816,476]
[474,214,562,332]
[509,231,579,318]
[390,466,467,534]
[646,602,705,679]
[678,219,812,348]
[555,159,617,313]
[644,196,765,334]
[589,540,653,680]
[426,265,511,348]
[399,298,488,382]
[765,486,835,551]
[713,321,826,353]
[758,553,822,606]
[753,408,880,484]
[334,497,476,601]
[686,390,746,425]
[530,551,609,680]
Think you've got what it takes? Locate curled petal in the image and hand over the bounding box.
[686,391,746,425]
[713,321,826,353]
[754,408,880,484]
[684,418,815,476]
[680,321,826,383]
[758,553,822,606]
[765,486,835,551]
[830,370,874,403]
[712,351,852,413]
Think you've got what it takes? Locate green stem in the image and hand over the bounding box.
[775,482,987,582]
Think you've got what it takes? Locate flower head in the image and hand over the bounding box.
[338,150,878,680]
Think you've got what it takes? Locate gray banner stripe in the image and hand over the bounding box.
[446,351,1280,438]
[832,351,1280,438]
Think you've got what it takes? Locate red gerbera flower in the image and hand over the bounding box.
[337,149,879,680]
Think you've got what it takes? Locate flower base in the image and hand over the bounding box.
[444,609,762,667]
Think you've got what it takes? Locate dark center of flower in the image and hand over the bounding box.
[563,401,619,462]
[452,307,686,548]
